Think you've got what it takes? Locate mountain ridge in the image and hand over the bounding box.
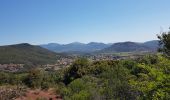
[40,40,159,53]
[40,42,112,53]
[101,41,153,53]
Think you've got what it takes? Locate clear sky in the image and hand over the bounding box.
[0,0,170,45]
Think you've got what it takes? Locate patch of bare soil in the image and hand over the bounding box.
[15,88,62,100]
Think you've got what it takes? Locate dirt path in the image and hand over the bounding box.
[15,88,62,100]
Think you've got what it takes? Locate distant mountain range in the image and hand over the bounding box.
[0,43,61,65]
[40,40,159,53]
[0,40,159,67]
[40,42,112,53]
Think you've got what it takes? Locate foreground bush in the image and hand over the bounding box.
[0,55,169,100]
[0,85,26,100]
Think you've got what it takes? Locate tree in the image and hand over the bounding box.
[100,62,137,100]
[129,56,170,99]
[157,27,170,58]
[63,58,90,85]
[61,76,100,100]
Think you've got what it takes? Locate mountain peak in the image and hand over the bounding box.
[10,43,32,48]
[69,42,85,45]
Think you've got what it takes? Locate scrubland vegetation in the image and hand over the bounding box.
[0,54,169,100]
[0,30,170,100]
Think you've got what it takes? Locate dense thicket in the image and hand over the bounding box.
[60,55,170,100]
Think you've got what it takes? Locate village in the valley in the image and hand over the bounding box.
[0,53,146,72]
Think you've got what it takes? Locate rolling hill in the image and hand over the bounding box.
[101,41,159,53]
[143,40,159,50]
[0,43,62,65]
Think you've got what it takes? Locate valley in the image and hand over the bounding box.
[0,38,169,100]
[0,0,169,99]
[0,41,157,72]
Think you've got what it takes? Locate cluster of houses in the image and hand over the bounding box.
[0,54,145,72]
[86,54,144,61]
[44,58,75,71]
[43,54,145,71]
[0,64,24,72]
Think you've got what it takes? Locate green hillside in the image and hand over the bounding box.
[0,43,61,65]
[101,42,153,53]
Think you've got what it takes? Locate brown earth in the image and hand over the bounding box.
[15,88,62,100]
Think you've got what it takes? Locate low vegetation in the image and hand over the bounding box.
[0,54,169,100]
[0,85,26,100]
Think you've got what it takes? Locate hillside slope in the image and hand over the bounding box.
[101,41,155,53]
[143,40,159,50]
[0,43,61,65]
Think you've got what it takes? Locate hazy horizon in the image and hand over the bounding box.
[0,0,170,45]
[0,39,160,46]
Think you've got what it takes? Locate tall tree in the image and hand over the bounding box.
[157,27,170,58]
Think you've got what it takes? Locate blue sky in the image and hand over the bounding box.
[0,0,170,45]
